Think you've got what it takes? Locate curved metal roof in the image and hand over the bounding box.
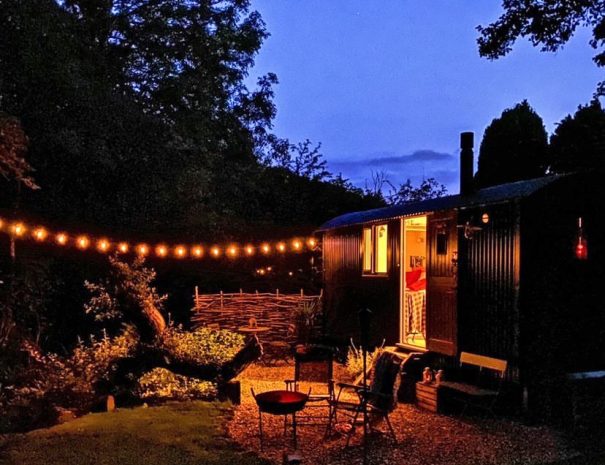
[317,175,564,232]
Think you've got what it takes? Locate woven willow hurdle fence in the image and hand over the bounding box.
[191,288,323,345]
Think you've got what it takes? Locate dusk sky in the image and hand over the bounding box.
[247,1,603,194]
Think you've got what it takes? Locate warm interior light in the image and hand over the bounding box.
[175,245,187,258]
[33,227,48,241]
[136,244,149,256]
[155,244,168,257]
[227,245,238,257]
[258,268,266,275]
[12,223,26,237]
[277,242,286,252]
[211,246,220,257]
[118,242,129,253]
[0,219,4,229]
[308,238,317,248]
[192,246,203,258]
[292,240,302,251]
[288,271,293,276]
[261,243,270,254]
[482,213,490,224]
[76,235,90,249]
[97,239,110,252]
[56,233,68,245]
[245,245,254,256]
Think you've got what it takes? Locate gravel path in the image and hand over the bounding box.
[228,363,577,465]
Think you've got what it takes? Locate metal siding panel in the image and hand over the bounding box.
[458,203,520,379]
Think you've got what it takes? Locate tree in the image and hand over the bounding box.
[264,137,330,181]
[477,1,605,94]
[550,99,605,173]
[387,177,447,205]
[475,100,548,188]
[0,114,38,190]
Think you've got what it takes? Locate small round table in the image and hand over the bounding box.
[251,389,308,450]
[238,326,270,334]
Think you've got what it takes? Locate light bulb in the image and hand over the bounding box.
[136,244,149,256]
[97,239,110,252]
[12,223,26,237]
[33,227,48,241]
[76,235,90,249]
[175,245,187,258]
[192,246,203,258]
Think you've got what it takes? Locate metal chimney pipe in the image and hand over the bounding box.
[460,131,474,195]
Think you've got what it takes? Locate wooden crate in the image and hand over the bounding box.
[416,382,440,412]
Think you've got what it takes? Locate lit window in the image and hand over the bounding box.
[362,224,388,275]
[363,228,373,272]
[375,224,388,273]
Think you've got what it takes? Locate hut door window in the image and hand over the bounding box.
[362,224,388,275]
[401,216,427,348]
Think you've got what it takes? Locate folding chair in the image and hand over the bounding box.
[326,351,402,445]
[284,345,335,427]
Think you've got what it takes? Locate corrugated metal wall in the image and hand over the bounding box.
[322,221,401,346]
[457,202,520,375]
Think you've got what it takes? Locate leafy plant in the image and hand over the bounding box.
[160,326,245,367]
[136,368,217,402]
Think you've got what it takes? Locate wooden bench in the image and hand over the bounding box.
[439,352,507,416]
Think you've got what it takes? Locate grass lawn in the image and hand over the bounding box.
[0,401,270,465]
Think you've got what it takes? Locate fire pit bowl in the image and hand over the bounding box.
[253,390,308,415]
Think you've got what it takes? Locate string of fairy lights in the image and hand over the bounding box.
[0,217,318,260]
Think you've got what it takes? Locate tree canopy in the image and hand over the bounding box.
[550,99,605,173]
[475,100,548,188]
[478,1,605,94]
[387,177,447,205]
[0,0,381,241]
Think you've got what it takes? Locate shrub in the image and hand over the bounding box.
[0,327,139,432]
[69,326,139,388]
[136,368,217,402]
[345,339,385,380]
[160,326,245,366]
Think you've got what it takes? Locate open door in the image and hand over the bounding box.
[426,211,458,355]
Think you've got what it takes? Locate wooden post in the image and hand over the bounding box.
[220,290,224,310]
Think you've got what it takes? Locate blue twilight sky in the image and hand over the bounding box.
[246,1,603,194]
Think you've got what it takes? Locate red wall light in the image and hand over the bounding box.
[575,217,588,260]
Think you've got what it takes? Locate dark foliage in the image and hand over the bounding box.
[550,99,605,173]
[475,100,549,188]
[477,1,605,95]
[387,177,448,205]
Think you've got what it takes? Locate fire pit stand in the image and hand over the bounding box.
[251,389,309,450]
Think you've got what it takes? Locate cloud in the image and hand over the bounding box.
[367,150,456,165]
[328,149,459,193]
